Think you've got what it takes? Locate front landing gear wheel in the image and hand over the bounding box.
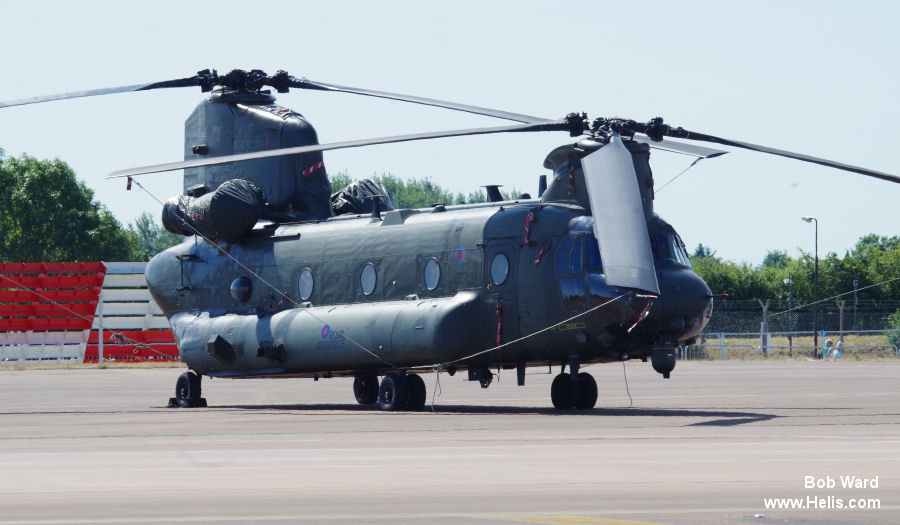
[575,372,598,409]
[551,373,575,409]
[377,373,409,411]
[353,375,379,404]
[169,371,207,408]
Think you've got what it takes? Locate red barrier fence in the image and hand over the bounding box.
[0,261,180,363]
[0,262,105,333]
[84,329,180,362]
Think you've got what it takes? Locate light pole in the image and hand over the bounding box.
[784,277,793,357]
[801,216,819,357]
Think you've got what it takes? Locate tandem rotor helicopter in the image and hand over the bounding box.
[3,69,898,411]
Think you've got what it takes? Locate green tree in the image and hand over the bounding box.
[887,309,900,348]
[328,170,352,193]
[329,171,520,208]
[760,249,790,269]
[850,234,900,259]
[692,243,716,258]
[865,248,900,299]
[457,187,521,204]
[128,212,182,261]
[0,154,135,262]
[689,240,900,304]
[692,247,788,301]
[375,174,456,208]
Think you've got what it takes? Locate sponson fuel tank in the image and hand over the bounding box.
[162,178,265,242]
[169,292,483,376]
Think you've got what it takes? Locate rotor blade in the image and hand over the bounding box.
[108,120,568,179]
[581,135,660,295]
[0,75,210,109]
[631,136,727,159]
[288,77,550,124]
[0,83,153,108]
[659,127,900,184]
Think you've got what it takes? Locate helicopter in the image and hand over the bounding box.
[3,68,898,411]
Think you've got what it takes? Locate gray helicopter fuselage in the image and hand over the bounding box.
[147,89,712,382]
[146,196,711,379]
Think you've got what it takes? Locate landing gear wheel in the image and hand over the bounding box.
[406,374,427,411]
[551,372,575,410]
[170,371,207,408]
[574,372,598,409]
[377,373,408,411]
[353,375,379,404]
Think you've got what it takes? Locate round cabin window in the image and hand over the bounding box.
[490,253,509,286]
[424,258,440,291]
[298,268,314,301]
[230,276,252,303]
[360,263,377,296]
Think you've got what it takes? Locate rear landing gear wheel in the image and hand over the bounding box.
[574,372,598,409]
[406,374,427,411]
[551,373,575,410]
[353,375,379,404]
[170,370,207,408]
[377,373,408,411]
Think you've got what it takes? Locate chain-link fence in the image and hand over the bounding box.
[703,298,900,334]
[683,330,900,361]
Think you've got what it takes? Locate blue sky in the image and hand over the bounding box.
[1,1,897,265]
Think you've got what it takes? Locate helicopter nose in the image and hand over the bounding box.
[653,268,713,342]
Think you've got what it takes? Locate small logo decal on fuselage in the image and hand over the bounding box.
[552,322,586,332]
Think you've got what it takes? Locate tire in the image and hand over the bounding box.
[550,373,575,410]
[406,374,427,411]
[574,372,598,409]
[377,373,408,411]
[175,371,201,407]
[353,375,379,404]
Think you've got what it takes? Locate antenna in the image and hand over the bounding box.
[482,185,503,203]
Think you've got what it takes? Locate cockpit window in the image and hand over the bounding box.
[557,217,608,312]
[587,235,602,270]
[652,232,692,267]
[557,238,572,273]
[564,218,603,272]
[568,216,594,233]
[568,239,583,273]
[557,237,584,273]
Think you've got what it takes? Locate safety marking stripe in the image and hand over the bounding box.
[302,161,324,176]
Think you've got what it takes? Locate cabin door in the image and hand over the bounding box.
[483,239,520,351]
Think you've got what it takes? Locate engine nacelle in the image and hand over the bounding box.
[162,179,265,242]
